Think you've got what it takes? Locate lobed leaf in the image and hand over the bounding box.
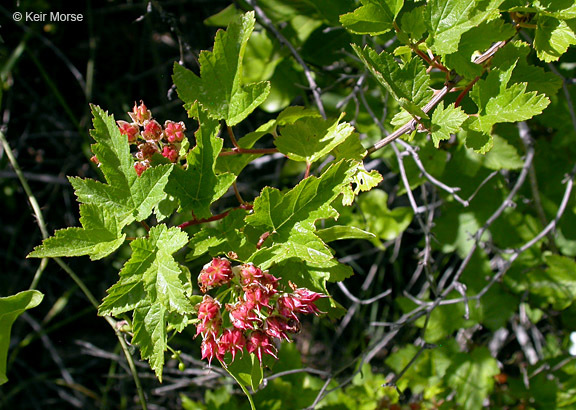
[430,102,468,148]
[99,224,191,316]
[172,12,270,125]
[534,15,576,62]
[28,204,125,260]
[132,303,167,381]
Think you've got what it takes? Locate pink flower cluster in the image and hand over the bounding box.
[195,257,325,366]
[111,101,186,176]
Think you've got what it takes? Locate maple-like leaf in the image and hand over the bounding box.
[172,12,270,126]
[430,102,468,148]
[466,63,550,152]
[99,224,191,316]
[69,105,172,226]
[534,15,576,62]
[28,204,126,260]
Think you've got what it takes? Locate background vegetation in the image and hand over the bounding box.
[2,0,576,409]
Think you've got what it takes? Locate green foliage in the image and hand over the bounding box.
[172,12,270,126]
[340,0,403,35]
[17,2,576,409]
[274,113,354,164]
[352,44,433,118]
[166,108,235,219]
[0,290,43,385]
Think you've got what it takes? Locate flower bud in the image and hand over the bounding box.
[117,120,140,144]
[142,119,163,141]
[161,144,179,163]
[129,101,151,125]
[134,160,150,176]
[164,120,186,143]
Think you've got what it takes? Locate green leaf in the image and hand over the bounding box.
[69,105,173,226]
[342,163,383,206]
[132,303,167,381]
[358,189,413,241]
[166,108,235,219]
[535,0,576,20]
[445,347,499,409]
[400,6,426,41]
[172,12,270,125]
[246,160,353,235]
[99,225,191,316]
[352,44,433,118]
[275,114,355,164]
[339,0,403,35]
[246,161,355,298]
[430,102,468,148]
[534,15,576,62]
[482,135,524,170]
[316,226,376,242]
[186,208,256,261]
[28,204,125,260]
[525,254,576,310]
[467,64,550,152]
[276,106,322,125]
[491,41,562,97]
[0,290,43,385]
[425,0,503,55]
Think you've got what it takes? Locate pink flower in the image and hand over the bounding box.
[201,335,221,365]
[247,331,278,363]
[237,263,264,286]
[134,161,149,176]
[244,284,274,312]
[142,119,163,141]
[136,142,158,160]
[117,120,140,143]
[265,316,293,341]
[218,329,246,362]
[161,144,179,163]
[196,295,222,339]
[129,101,151,125]
[227,301,261,330]
[164,120,186,143]
[292,288,325,315]
[276,295,299,321]
[198,258,233,292]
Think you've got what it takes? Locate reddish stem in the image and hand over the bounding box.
[140,221,150,232]
[226,124,239,148]
[303,161,311,179]
[455,76,480,108]
[178,204,253,229]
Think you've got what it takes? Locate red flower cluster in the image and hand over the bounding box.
[194,258,325,366]
[111,101,187,176]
